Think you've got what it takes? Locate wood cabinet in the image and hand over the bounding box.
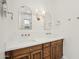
[51,44,56,59]
[13,53,30,59]
[30,45,42,59]
[31,50,42,59]
[43,43,51,59]
[5,48,30,59]
[51,39,63,59]
[5,39,63,59]
[5,45,42,59]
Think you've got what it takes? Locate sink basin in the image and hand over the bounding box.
[5,39,39,51]
[5,34,63,51]
[31,36,50,43]
[32,35,63,43]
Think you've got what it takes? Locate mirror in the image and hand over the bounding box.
[19,6,32,30]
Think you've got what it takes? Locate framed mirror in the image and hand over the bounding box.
[19,6,32,30]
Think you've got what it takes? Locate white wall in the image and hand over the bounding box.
[0,13,7,59]
[0,17,4,59]
[5,0,55,42]
[0,0,54,58]
[0,0,55,58]
[0,0,7,58]
[53,0,79,59]
[1,0,79,59]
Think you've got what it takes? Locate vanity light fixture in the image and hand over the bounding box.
[34,8,52,34]
[35,8,46,21]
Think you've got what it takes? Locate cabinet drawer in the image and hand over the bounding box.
[43,47,50,57]
[43,56,50,59]
[51,39,63,46]
[30,44,42,52]
[43,43,50,48]
[51,41,56,46]
[12,48,30,57]
[56,39,63,45]
[13,53,30,59]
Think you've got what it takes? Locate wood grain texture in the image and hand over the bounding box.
[31,50,42,59]
[5,39,63,59]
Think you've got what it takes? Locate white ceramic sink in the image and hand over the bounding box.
[32,35,63,43]
[5,34,63,51]
[5,39,39,51]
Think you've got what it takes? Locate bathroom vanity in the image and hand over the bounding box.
[5,39,63,59]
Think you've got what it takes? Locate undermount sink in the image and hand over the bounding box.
[32,35,63,43]
[5,39,39,51]
[31,36,49,43]
[5,34,63,51]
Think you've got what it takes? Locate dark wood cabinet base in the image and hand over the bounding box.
[5,39,63,59]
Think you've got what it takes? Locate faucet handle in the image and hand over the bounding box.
[28,34,30,36]
[25,34,27,36]
[21,34,24,37]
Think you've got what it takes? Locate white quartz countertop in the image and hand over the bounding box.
[5,34,63,51]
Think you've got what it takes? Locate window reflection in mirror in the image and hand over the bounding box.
[19,6,32,30]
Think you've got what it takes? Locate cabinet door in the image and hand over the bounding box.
[56,44,63,59]
[43,47,51,59]
[31,50,42,59]
[51,40,63,59]
[51,46,56,59]
[14,54,30,59]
